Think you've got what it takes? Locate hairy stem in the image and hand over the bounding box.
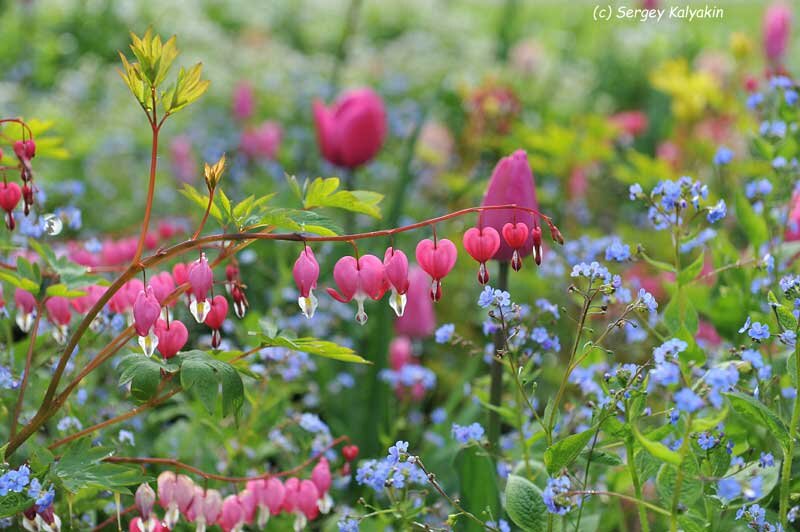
[779,329,800,526]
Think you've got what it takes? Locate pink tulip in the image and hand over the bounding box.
[293,246,320,319]
[240,121,282,160]
[480,149,539,262]
[463,227,501,284]
[232,81,255,121]
[395,267,436,338]
[763,2,792,63]
[389,335,414,371]
[415,238,457,302]
[155,319,189,359]
[327,254,386,324]
[157,472,195,528]
[383,247,410,317]
[313,88,387,169]
[219,495,247,532]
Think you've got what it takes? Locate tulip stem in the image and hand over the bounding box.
[329,0,363,91]
[488,261,509,450]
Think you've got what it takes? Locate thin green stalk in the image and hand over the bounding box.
[488,262,510,450]
[669,414,694,532]
[779,328,800,526]
[625,437,650,532]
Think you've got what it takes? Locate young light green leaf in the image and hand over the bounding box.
[257,333,370,364]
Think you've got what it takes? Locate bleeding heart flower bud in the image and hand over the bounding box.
[134,287,162,356]
[313,88,387,169]
[188,253,214,322]
[219,494,247,532]
[225,263,239,293]
[415,238,457,302]
[342,445,359,462]
[532,226,543,265]
[293,246,320,319]
[383,247,410,317]
[24,140,35,159]
[463,226,501,284]
[480,149,539,262]
[154,319,189,359]
[21,184,33,216]
[157,472,195,528]
[135,483,157,521]
[389,336,414,370]
[0,181,21,230]
[297,479,320,521]
[394,267,436,338]
[326,254,386,325]
[231,285,249,319]
[204,295,229,348]
[502,222,530,271]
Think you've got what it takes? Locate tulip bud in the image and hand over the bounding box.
[763,2,792,63]
[480,150,539,262]
[312,88,387,169]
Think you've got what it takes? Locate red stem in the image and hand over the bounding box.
[10,302,43,436]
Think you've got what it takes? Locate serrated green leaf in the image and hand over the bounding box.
[177,351,244,419]
[52,439,150,494]
[118,353,166,402]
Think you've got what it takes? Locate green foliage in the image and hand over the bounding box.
[257,330,370,364]
[724,392,790,451]
[178,350,244,419]
[51,440,150,494]
[301,177,384,219]
[503,475,547,532]
[454,444,500,531]
[544,428,595,475]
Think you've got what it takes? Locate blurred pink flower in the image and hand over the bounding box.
[395,267,436,338]
[313,88,387,169]
[240,121,282,160]
[763,2,792,63]
[232,81,256,121]
[170,135,197,183]
[609,111,648,138]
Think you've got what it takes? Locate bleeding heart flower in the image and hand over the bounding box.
[157,472,195,528]
[246,478,285,528]
[109,279,144,314]
[155,319,189,359]
[415,238,457,301]
[237,489,258,524]
[70,285,106,314]
[204,295,229,348]
[129,516,166,532]
[45,296,71,344]
[313,88,387,169]
[14,288,36,332]
[480,149,539,262]
[383,247,410,317]
[463,226,501,284]
[135,483,156,522]
[0,181,21,230]
[293,246,320,319]
[326,254,386,325]
[502,222,530,271]
[172,263,189,285]
[149,272,176,308]
[297,479,320,521]
[188,253,214,323]
[219,494,247,532]
[185,487,223,532]
[134,287,162,356]
[342,445,359,462]
[311,458,332,494]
